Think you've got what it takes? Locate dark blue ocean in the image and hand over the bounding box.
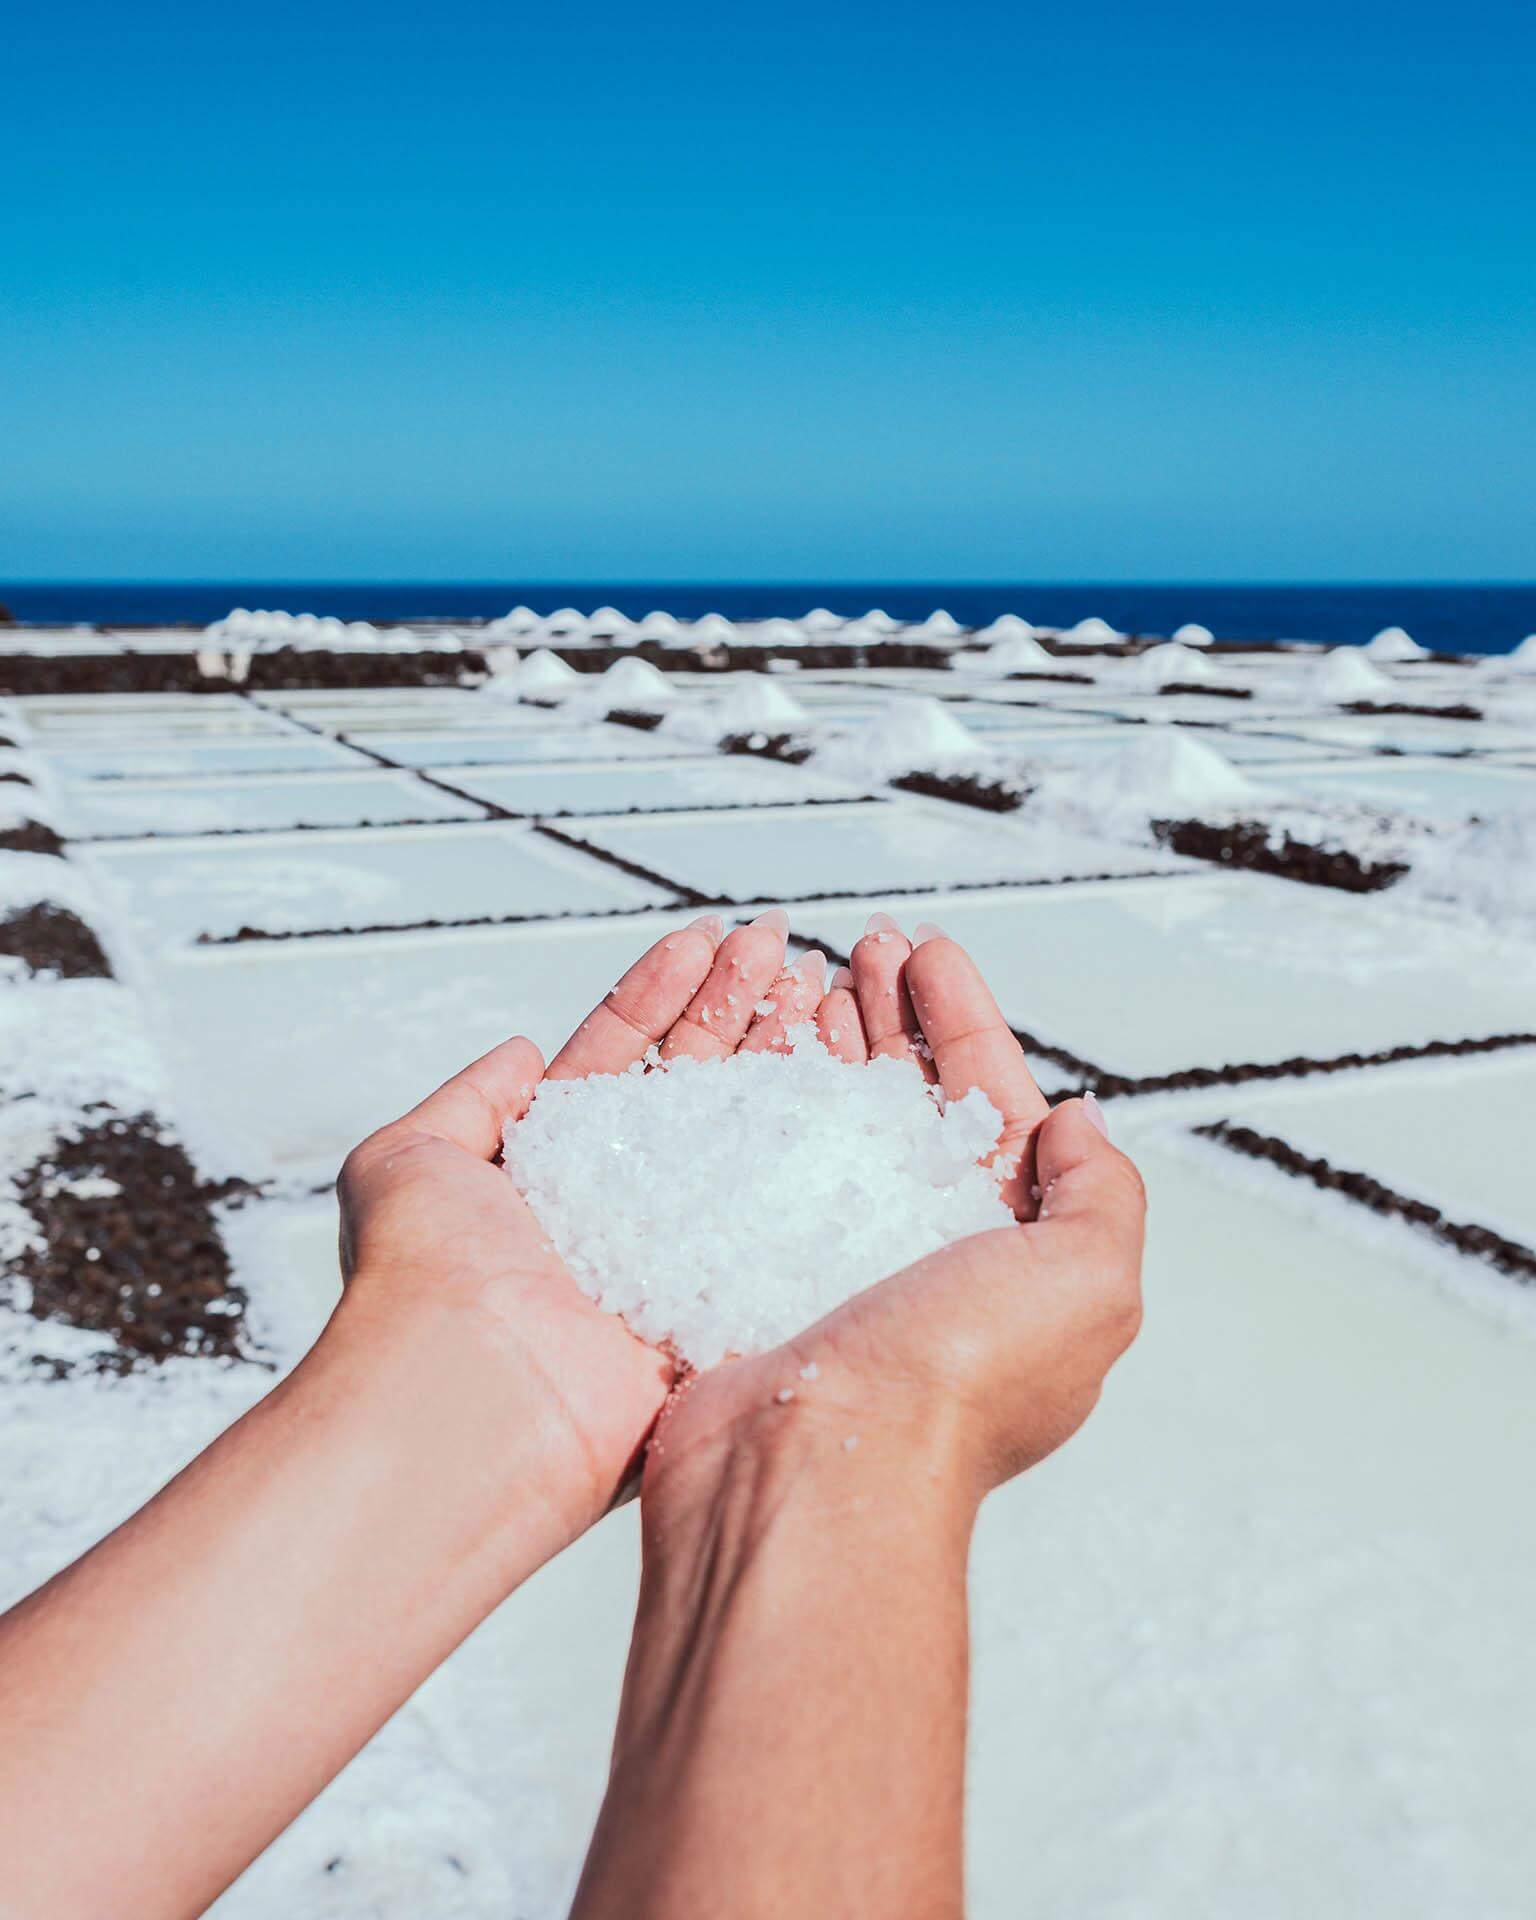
[4,583,1534,657]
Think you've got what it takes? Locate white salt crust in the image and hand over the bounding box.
[503,1032,1011,1367]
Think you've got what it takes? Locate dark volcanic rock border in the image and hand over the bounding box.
[0,902,113,978]
[0,820,67,857]
[1197,1119,1536,1284]
[892,770,1029,813]
[1151,819,1409,893]
[9,1115,262,1374]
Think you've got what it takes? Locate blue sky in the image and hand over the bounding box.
[3,0,1532,581]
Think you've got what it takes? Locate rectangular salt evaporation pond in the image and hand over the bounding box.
[41,737,371,781]
[1237,712,1536,757]
[380,721,698,768]
[362,725,699,767]
[279,701,535,736]
[791,874,1536,1080]
[1260,756,1536,821]
[569,800,1177,902]
[440,756,873,817]
[57,768,485,838]
[940,701,1117,732]
[15,696,289,740]
[1185,730,1358,766]
[1093,694,1301,729]
[82,820,677,945]
[1215,1051,1536,1254]
[147,913,700,1174]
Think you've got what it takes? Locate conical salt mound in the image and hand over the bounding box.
[1133,642,1219,690]
[713,675,809,732]
[983,633,1053,672]
[513,648,581,697]
[1364,626,1427,662]
[597,657,675,706]
[1099,730,1257,812]
[1313,647,1395,703]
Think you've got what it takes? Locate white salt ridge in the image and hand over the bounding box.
[502,648,580,700]
[1500,634,1536,673]
[586,606,634,637]
[1171,622,1215,647]
[589,657,675,708]
[980,633,1054,673]
[811,695,988,786]
[659,675,809,743]
[1037,729,1257,833]
[1130,642,1220,691]
[503,1034,1011,1368]
[484,605,541,638]
[974,614,1038,645]
[1060,616,1121,646]
[1364,626,1428,662]
[1311,647,1395,704]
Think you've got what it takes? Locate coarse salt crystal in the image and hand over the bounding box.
[503,1028,1010,1368]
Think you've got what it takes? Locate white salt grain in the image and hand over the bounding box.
[503,1029,1011,1368]
[775,1387,796,1403]
[799,1361,820,1381]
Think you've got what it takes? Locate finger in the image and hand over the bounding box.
[546,915,722,1080]
[903,930,1050,1213]
[849,912,936,1081]
[1027,1097,1146,1351]
[660,908,789,1062]
[398,1035,546,1159]
[740,950,828,1054]
[815,966,869,1063]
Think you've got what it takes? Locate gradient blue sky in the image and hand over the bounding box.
[4,0,1533,582]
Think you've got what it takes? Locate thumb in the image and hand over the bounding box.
[1031,1096,1148,1279]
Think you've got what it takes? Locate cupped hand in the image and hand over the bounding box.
[648,917,1147,1507]
[334,907,825,1517]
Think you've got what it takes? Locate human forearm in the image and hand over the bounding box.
[573,1394,979,1920]
[0,1287,608,1920]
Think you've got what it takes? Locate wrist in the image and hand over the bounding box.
[314,1283,616,1550]
[642,1354,983,1553]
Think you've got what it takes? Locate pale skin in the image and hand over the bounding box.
[0,908,1144,1919]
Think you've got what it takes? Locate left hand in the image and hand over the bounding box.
[334,907,825,1519]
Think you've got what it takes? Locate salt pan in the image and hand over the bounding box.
[503,1033,1011,1367]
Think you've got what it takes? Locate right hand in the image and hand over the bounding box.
[644,926,1147,1510]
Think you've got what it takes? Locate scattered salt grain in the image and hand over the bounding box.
[503,1030,1011,1367]
[775,1387,796,1404]
[843,1435,860,1453]
[799,1361,820,1380]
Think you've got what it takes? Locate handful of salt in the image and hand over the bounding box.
[504,1031,1011,1368]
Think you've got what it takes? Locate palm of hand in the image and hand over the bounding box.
[645,922,1145,1497]
[338,908,827,1509]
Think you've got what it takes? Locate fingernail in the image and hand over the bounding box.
[799,949,828,985]
[1083,1091,1110,1138]
[864,911,898,934]
[829,965,854,990]
[688,913,724,945]
[751,906,789,936]
[913,921,945,944]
